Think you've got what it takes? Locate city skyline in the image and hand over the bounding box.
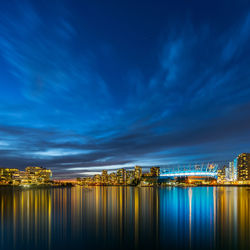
[1,1,250,178]
[1,152,249,184]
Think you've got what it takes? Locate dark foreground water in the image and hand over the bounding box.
[0,186,249,250]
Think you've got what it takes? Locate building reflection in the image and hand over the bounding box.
[215,187,250,250]
[0,188,52,249]
[0,186,249,250]
[159,187,250,249]
[64,186,160,249]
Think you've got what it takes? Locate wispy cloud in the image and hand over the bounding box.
[0,1,111,109]
[0,2,250,176]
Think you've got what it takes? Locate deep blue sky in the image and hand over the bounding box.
[1,0,250,177]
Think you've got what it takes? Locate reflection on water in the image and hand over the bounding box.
[0,186,249,250]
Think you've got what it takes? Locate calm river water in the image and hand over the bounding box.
[0,186,249,250]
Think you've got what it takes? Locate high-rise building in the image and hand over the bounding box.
[117,168,126,184]
[108,173,117,185]
[93,174,101,184]
[227,161,237,181]
[237,153,250,181]
[101,170,108,184]
[217,165,227,183]
[126,170,135,185]
[134,166,142,180]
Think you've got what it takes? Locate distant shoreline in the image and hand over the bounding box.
[0,184,250,190]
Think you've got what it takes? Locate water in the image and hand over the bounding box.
[0,186,249,250]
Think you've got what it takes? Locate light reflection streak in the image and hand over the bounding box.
[213,187,216,248]
[1,196,3,249]
[134,187,139,249]
[188,188,192,249]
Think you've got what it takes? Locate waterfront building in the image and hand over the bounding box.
[126,170,135,185]
[117,168,126,184]
[217,165,227,183]
[76,177,82,185]
[135,166,142,180]
[12,171,29,185]
[0,166,52,185]
[93,174,101,185]
[160,164,218,184]
[225,167,230,181]
[237,153,250,182]
[226,161,237,182]
[101,170,108,184]
[0,168,19,183]
[108,173,117,185]
[140,167,160,186]
[77,177,88,185]
[25,166,52,183]
[78,177,92,185]
[86,177,93,185]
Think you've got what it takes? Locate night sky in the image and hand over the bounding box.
[1,0,250,177]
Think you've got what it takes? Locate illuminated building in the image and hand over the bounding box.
[140,167,160,186]
[135,166,142,180]
[0,168,19,183]
[126,170,135,185]
[232,159,238,181]
[225,167,229,181]
[25,166,52,183]
[150,167,160,177]
[101,170,108,184]
[86,177,93,185]
[160,164,218,185]
[217,166,227,183]
[0,166,52,185]
[226,161,237,181]
[117,168,126,184]
[93,174,101,185]
[77,177,92,186]
[77,177,87,185]
[108,173,117,185]
[12,171,29,185]
[236,153,250,182]
[76,177,83,185]
[160,164,218,178]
